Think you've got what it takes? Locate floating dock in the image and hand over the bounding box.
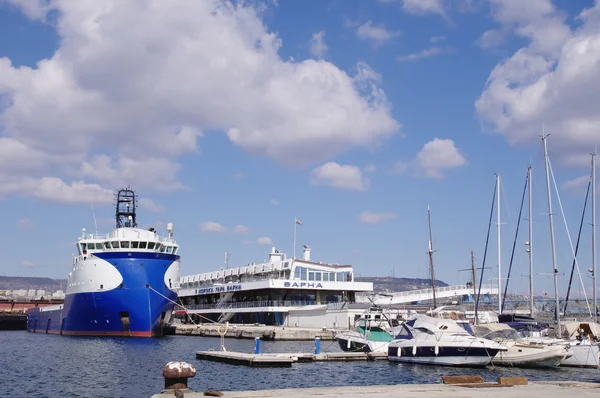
[195,351,387,367]
[152,381,600,397]
[174,324,337,340]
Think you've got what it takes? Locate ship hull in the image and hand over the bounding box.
[27,252,179,337]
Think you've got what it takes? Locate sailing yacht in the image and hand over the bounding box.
[387,314,506,367]
[472,323,572,368]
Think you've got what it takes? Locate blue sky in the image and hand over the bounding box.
[1,0,599,300]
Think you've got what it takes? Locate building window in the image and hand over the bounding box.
[308,272,315,281]
[315,272,322,281]
[323,273,329,282]
[330,272,336,282]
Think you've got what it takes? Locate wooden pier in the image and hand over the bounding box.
[195,350,388,367]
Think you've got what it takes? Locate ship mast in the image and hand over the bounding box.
[427,206,438,309]
[496,173,502,314]
[542,134,561,331]
[592,151,597,322]
[115,187,138,229]
[526,164,534,317]
[471,250,477,306]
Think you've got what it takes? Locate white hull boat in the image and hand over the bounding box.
[387,314,505,367]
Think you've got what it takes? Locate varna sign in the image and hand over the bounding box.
[284,282,324,288]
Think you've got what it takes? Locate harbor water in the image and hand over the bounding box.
[2,331,598,398]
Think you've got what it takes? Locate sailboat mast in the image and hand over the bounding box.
[542,134,561,331]
[527,164,534,317]
[427,206,438,308]
[471,250,477,305]
[496,173,502,314]
[592,152,597,322]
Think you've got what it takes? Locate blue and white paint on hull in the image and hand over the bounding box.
[27,188,181,337]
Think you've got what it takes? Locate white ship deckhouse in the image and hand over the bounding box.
[176,246,373,327]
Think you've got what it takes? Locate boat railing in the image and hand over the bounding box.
[185,300,340,311]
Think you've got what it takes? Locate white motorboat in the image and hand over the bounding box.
[387,314,506,367]
[336,307,404,353]
[472,323,572,368]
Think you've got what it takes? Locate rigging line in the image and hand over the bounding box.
[563,179,591,315]
[475,179,498,323]
[147,285,219,325]
[547,158,592,317]
[502,171,529,313]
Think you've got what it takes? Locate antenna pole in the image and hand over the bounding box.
[293,217,297,259]
[542,133,561,331]
[496,173,502,314]
[592,151,597,322]
[427,206,438,308]
[527,164,534,317]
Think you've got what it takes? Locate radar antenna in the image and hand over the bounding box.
[115,187,138,229]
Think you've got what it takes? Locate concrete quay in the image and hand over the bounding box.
[152,381,600,397]
[173,323,337,340]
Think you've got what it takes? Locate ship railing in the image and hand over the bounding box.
[379,284,498,298]
[185,300,340,311]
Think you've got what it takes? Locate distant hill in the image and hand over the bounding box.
[0,276,66,291]
[355,276,448,294]
[1,275,447,294]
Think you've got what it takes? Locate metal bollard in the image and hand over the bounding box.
[315,337,321,354]
[254,336,261,354]
[162,361,196,390]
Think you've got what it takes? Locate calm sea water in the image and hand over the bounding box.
[1,331,598,397]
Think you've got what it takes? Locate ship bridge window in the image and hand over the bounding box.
[166,246,173,254]
[172,247,178,255]
[80,243,87,254]
[87,243,97,250]
[104,242,112,249]
[139,242,147,249]
[147,242,156,250]
[121,241,130,249]
[159,244,166,253]
[111,241,120,249]
[131,241,139,249]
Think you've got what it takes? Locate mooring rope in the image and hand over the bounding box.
[147,285,219,325]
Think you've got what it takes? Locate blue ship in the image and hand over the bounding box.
[27,188,181,337]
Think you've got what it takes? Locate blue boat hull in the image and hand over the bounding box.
[27,253,178,337]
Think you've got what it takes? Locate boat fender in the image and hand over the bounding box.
[412,346,417,356]
[434,345,439,356]
[347,339,351,349]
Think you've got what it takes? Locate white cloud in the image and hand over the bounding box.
[270,199,279,205]
[430,35,446,43]
[139,198,165,213]
[397,46,453,62]
[402,0,446,17]
[310,162,370,191]
[364,163,377,173]
[413,138,467,178]
[200,221,227,233]
[0,1,399,204]
[232,171,245,179]
[477,29,508,49]
[356,21,400,45]
[19,260,34,268]
[358,211,396,224]
[563,175,590,192]
[17,218,34,230]
[233,224,249,234]
[309,31,328,58]
[392,161,408,175]
[257,236,273,245]
[475,1,600,167]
